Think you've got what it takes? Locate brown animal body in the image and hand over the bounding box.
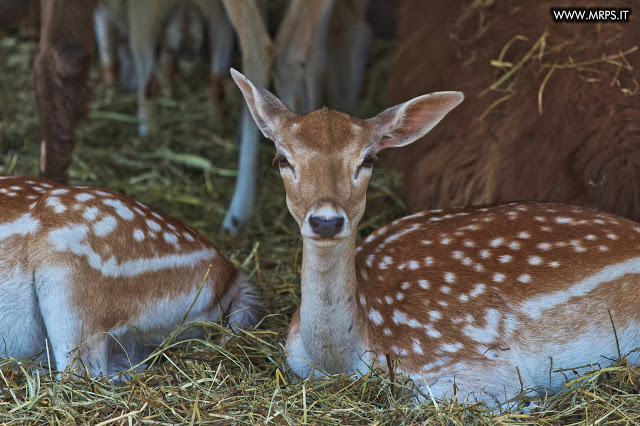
[0,175,262,377]
[231,68,640,405]
[385,0,640,221]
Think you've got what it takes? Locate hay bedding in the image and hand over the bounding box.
[0,25,639,424]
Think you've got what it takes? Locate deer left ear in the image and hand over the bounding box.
[367,91,464,151]
[231,68,294,142]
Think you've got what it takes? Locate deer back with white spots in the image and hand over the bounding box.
[232,69,640,405]
[0,176,261,378]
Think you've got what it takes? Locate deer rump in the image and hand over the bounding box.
[0,176,261,378]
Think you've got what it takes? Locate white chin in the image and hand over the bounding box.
[303,236,347,247]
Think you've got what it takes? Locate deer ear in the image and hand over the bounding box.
[367,91,464,151]
[231,68,294,142]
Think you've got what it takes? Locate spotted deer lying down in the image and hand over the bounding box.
[0,176,261,377]
[231,68,640,405]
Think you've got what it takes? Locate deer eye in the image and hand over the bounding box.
[277,154,290,168]
[361,155,374,168]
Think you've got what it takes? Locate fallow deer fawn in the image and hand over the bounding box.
[0,176,261,378]
[231,68,640,405]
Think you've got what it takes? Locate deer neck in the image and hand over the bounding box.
[299,235,369,374]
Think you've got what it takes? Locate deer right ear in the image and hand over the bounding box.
[231,68,293,142]
[367,91,464,152]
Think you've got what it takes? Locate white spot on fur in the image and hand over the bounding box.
[408,260,420,270]
[75,193,94,202]
[401,282,410,290]
[480,249,491,259]
[429,310,442,321]
[498,255,512,263]
[444,272,455,283]
[425,326,442,338]
[396,292,405,301]
[418,279,429,289]
[424,256,434,266]
[518,274,531,283]
[470,283,485,297]
[508,241,521,250]
[133,229,145,241]
[93,215,117,236]
[45,197,66,213]
[103,198,135,220]
[493,273,505,282]
[393,310,408,325]
[440,286,451,294]
[146,219,162,232]
[528,256,543,265]
[83,206,99,222]
[412,339,424,355]
[369,309,383,325]
[0,213,40,240]
[490,237,504,247]
[555,217,573,224]
[518,232,530,239]
[442,342,464,353]
[537,242,551,250]
[379,256,393,270]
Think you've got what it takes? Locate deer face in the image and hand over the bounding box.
[273,109,376,244]
[231,68,464,245]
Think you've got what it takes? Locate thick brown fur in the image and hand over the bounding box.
[385,0,640,221]
[34,0,97,183]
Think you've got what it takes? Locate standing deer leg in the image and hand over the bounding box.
[195,0,234,120]
[220,0,272,234]
[325,0,371,114]
[93,3,117,86]
[272,0,335,112]
[127,0,177,136]
[34,0,97,183]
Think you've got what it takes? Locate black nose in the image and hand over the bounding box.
[309,216,344,238]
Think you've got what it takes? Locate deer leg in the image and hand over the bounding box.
[93,3,117,85]
[127,1,177,136]
[220,0,272,234]
[194,0,234,120]
[325,0,371,113]
[272,0,334,112]
[34,0,97,183]
[34,269,110,377]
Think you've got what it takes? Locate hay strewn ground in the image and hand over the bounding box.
[1,30,639,424]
